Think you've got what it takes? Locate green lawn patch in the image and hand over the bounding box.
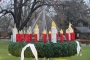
[0,40,90,60]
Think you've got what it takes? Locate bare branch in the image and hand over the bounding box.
[20,0,30,7]
[0,14,5,18]
[0,10,15,20]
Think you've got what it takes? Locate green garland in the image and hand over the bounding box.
[8,41,77,58]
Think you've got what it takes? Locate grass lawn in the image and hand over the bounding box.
[0,39,90,60]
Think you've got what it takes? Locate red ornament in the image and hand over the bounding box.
[22,34,25,41]
[60,34,64,43]
[25,34,30,43]
[29,34,32,41]
[19,34,23,42]
[60,29,64,43]
[42,34,47,43]
[71,33,75,41]
[48,34,51,40]
[16,34,20,42]
[66,33,69,42]
[16,34,23,42]
[34,34,38,43]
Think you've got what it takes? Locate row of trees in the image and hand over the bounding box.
[0,0,90,32]
[54,0,90,29]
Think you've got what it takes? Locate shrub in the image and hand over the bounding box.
[8,41,77,58]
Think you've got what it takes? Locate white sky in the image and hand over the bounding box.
[0,0,11,8]
[84,0,89,3]
[84,0,90,8]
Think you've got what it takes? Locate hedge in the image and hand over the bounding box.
[8,41,77,58]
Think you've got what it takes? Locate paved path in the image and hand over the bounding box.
[81,44,90,46]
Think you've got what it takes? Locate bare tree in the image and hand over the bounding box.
[0,0,89,31]
[53,0,89,28]
[0,0,52,31]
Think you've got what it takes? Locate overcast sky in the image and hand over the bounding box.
[84,0,90,3]
[84,0,90,8]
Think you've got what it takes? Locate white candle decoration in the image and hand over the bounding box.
[12,27,17,42]
[51,21,57,43]
[34,24,39,41]
[51,27,57,43]
[68,23,73,41]
[29,26,32,34]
